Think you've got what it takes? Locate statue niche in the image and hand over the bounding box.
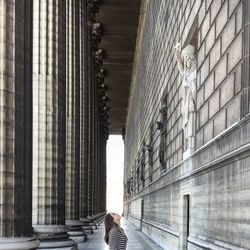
[174,42,196,158]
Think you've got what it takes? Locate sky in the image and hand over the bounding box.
[106,135,124,215]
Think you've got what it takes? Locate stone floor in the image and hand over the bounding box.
[78,218,163,250]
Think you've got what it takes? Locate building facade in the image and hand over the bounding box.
[124,0,250,249]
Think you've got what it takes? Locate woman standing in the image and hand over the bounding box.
[104,212,128,249]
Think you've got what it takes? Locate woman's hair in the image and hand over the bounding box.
[104,213,117,244]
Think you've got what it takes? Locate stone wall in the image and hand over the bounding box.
[124,0,250,249]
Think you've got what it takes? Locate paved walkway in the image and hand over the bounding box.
[78,218,163,250]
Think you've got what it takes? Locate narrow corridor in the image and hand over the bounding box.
[78,219,163,250]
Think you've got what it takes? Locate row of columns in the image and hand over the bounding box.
[0,0,107,249]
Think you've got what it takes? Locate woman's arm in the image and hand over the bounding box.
[109,228,118,250]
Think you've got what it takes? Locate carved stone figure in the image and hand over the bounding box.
[94,49,103,64]
[174,42,196,157]
[91,22,103,43]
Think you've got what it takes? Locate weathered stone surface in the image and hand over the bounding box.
[221,15,235,54]
[227,33,243,72]
[213,110,226,137]
[196,87,204,110]
[234,64,242,94]
[124,1,248,250]
[209,90,220,118]
[229,0,241,17]
[220,73,235,107]
[203,121,213,144]
[0,0,34,244]
[226,95,241,127]
[214,55,227,88]
[199,102,209,127]
[215,1,228,37]
[204,72,214,101]
[197,43,205,69]
[210,0,221,24]
[236,3,243,34]
[200,57,210,84]
[205,24,215,55]
[209,38,221,70]
[201,14,210,42]
[198,0,206,28]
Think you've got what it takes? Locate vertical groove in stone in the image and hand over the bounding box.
[87,32,93,216]
[0,0,33,237]
[242,0,250,117]
[65,0,81,221]
[95,83,99,214]
[32,0,66,226]
[92,69,96,215]
[80,0,88,219]
[92,43,96,215]
[74,0,81,222]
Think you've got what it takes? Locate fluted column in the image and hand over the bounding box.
[87,33,94,217]
[79,1,95,234]
[32,1,75,249]
[0,1,39,249]
[80,0,89,221]
[65,0,86,243]
[92,72,97,216]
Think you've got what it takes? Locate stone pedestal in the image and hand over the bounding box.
[0,238,40,250]
[66,221,87,243]
[33,225,76,250]
[80,218,94,234]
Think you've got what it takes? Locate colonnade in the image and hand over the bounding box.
[0,0,107,249]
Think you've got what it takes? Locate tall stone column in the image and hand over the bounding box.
[0,1,40,249]
[65,0,86,243]
[87,35,94,217]
[92,74,97,216]
[32,0,75,248]
[79,1,93,233]
[79,0,89,221]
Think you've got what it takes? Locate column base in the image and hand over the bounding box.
[87,215,98,229]
[79,218,93,234]
[33,225,76,249]
[0,237,40,250]
[65,220,87,243]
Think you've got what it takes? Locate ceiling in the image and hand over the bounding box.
[96,0,141,134]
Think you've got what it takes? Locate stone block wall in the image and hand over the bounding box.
[196,0,243,147]
[124,0,250,249]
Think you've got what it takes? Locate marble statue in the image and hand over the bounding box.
[174,42,196,157]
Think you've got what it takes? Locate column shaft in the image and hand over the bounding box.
[80,0,89,220]
[65,0,86,243]
[32,0,75,248]
[0,1,39,249]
